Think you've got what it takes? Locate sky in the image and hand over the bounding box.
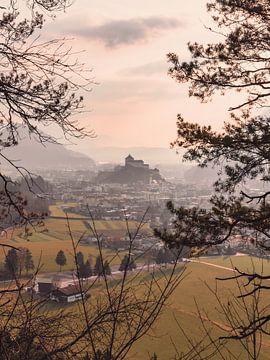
[43,0,239,151]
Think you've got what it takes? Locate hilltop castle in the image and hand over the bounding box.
[125,154,149,169]
[96,155,163,184]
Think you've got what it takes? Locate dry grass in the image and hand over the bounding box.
[0,218,130,272]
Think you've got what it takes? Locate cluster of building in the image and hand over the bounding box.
[38,155,214,232]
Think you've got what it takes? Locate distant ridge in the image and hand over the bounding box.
[82,146,183,165]
[184,166,218,185]
[2,137,95,171]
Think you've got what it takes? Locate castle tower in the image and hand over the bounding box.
[125,154,134,166]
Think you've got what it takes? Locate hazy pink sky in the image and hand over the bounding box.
[44,0,241,150]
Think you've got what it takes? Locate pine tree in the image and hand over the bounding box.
[17,247,27,274]
[4,249,19,276]
[78,260,92,279]
[104,260,111,276]
[129,256,136,270]
[76,251,84,267]
[156,0,270,345]
[164,248,176,264]
[55,250,67,272]
[119,255,136,272]
[24,249,34,274]
[94,256,103,276]
[156,249,165,264]
[119,255,128,272]
[76,251,86,279]
[83,260,92,278]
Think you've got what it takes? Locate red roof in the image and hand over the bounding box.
[52,284,86,296]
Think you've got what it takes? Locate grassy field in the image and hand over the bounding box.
[49,204,151,233]
[0,214,150,272]
[4,252,270,358]
[198,254,270,274]
[33,256,270,359]
[84,219,151,235]
[49,202,84,218]
[0,202,152,280]
[3,208,269,359]
[129,257,270,359]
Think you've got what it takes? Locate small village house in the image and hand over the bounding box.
[50,284,87,303]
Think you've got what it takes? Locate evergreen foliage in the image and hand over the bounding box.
[78,260,92,279]
[55,250,67,272]
[103,260,111,276]
[83,260,93,278]
[4,249,19,276]
[24,249,34,274]
[76,252,84,267]
[119,255,136,272]
[94,255,103,276]
[157,0,270,343]
[155,247,183,265]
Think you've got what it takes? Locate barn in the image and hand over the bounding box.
[50,284,86,303]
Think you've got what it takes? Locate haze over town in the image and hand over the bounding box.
[1,1,270,359]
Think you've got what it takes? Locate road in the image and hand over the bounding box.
[189,259,235,272]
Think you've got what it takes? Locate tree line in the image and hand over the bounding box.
[2,247,34,279]
[2,246,184,281]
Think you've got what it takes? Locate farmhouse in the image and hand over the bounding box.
[50,284,86,303]
[36,276,54,295]
[35,272,79,295]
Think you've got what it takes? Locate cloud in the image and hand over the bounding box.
[72,17,183,48]
[120,61,169,76]
[91,79,183,104]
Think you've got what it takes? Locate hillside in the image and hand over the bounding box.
[184,166,219,186]
[97,166,162,184]
[2,137,95,171]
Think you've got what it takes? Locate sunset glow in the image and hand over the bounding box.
[43,0,237,150]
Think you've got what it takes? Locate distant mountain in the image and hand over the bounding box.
[157,163,192,180]
[83,147,184,166]
[184,165,267,189]
[2,138,95,171]
[184,166,219,186]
